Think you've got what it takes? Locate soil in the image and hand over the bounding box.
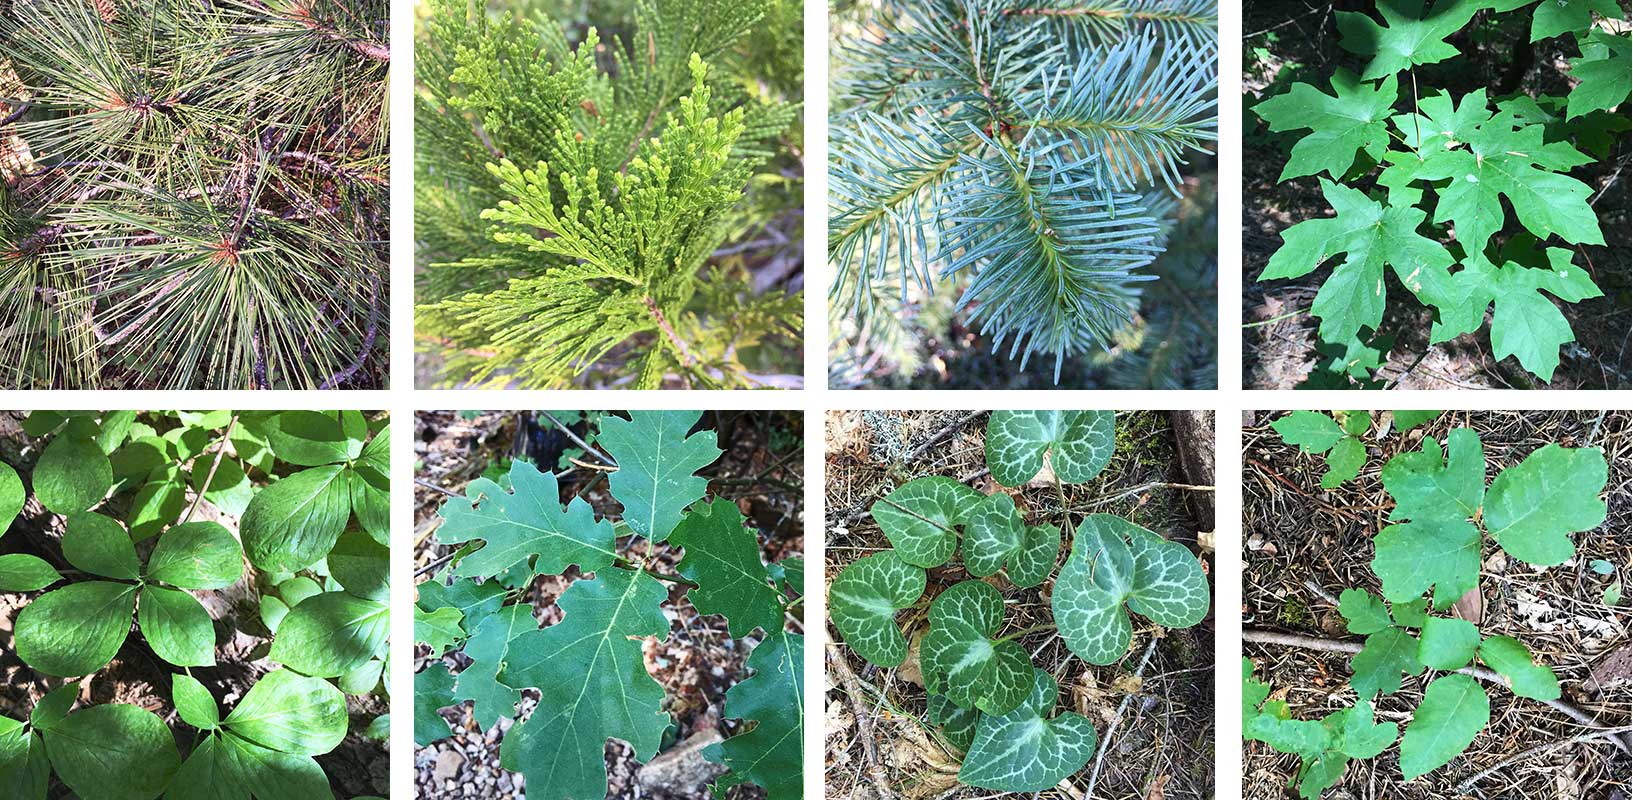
[1243,410,1633,799]
[0,412,391,799]
[412,410,804,800]
[1242,1,1632,389]
[823,410,1217,800]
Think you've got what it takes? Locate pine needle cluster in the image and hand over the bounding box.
[415,0,804,390]
[0,0,389,389]
[828,0,1218,386]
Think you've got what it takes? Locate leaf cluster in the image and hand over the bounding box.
[1249,418,1609,796]
[0,0,390,389]
[0,410,392,800]
[414,410,804,799]
[1251,0,1629,385]
[414,0,803,389]
[828,411,1211,791]
[1271,409,1441,488]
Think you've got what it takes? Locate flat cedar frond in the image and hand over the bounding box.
[0,0,389,389]
[416,0,803,388]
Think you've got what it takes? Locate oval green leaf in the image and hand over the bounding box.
[40,704,181,800]
[1399,674,1489,780]
[223,669,348,755]
[1477,635,1561,700]
[15,581,136,676]
[327,530,390,602]
[241,465,351,573]
[268,591,390,677]
[173,673,221,730]
[0,461,23,536]
[146,521,243,590]
[828,551,926,667]
[0,554,62,592]
[33,434,112,514]
[139,585,216,667]
[267,411,364,467]
[1417,616,1479,670]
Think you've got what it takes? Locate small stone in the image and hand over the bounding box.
[435,750,466,782]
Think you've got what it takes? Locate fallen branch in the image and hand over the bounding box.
[826,643,898,800]
[1082,636,1160,798]
[1455,726,1633,792]
[1244,627,1632,755]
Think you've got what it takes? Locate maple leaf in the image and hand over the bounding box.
[1253,70,1399,181]
[1336,0,1486,80]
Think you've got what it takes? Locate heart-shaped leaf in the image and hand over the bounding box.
[828,551,926,667]
[599,410,721,542]
[145,521,243,590]
[33,433,112,514]
[1052,514,1208,665]
[870,476,974,568]
[139,585,216,666]
[922,581,1033,714]
[927,694,979,751]
[1484,443,1606,566]
[15,580,137,676]
[1399,674,1489,779]
[1477,635,1560,700]
[957,668,1097,791]
[984,410,1114,487]
[962,492,1059,588]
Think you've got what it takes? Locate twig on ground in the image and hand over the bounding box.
[539,411,613,465]
[1083,636,1161,797]
[826,643,898,800]
[180,415,239,526]
[902,410,985,464]
[1454,726,1633,792]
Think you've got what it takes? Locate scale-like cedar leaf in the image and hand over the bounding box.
[870,476,975,568]
[1477,635,1560,699]
[957,668,1097,791]
[1567,30,1632,118]
[922,581,1034,714]
[962,492,1059,588]
[1253,71,1398,180]
[1350,626,1421,698]
[670,499,784,637]
[984,410,1115,487]
[828,551,926,667]
[500,567,671,800]
[1336,0,1485,79]
[600,410,722,542]
[1418,617,1479,669]
[1485,443,1606,566]
[1054,515,1207,664]
[709,630,803,799]
[1399,674,1489,779]
[435,459,618,579]
[455,604,536,730]
[1259,179,1454,346]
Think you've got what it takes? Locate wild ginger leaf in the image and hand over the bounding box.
[922,581,1034,714]
[600,410,722,543]
[962,492,1059,588]
[1336,0,1486,79]
[1478,635,1561,700]
[1259,179,1454,346]
[927,693,979,752]
[454,604,537,730]
[709,630,803,800]
[1349,626,1421,698]
[1252,71,1399,180]
[870,476,976,568]
[1418,617,1480,670]
[240,466,351,574]
[145,521,243,590]
[0,554,62,592]
[1485,443,1607,566]
[14,580,137,676]
[33,433,112,514]
[1567,30,1632,118]
[435,459,617,579]
[39,704,180,800]
[414,606,465,656]
[669,499,785,637]
[957,668,1097,792]
[223,670,348,756]
[1399,674,1489,779]
[138,585,216,667]
[1054,515,1208,664]
[269,592,390,678]
[984,411,1115,487]
[828,551,926,667]
[500,567,671,800]
[1337,588,1393,635]
[60,512,140,580]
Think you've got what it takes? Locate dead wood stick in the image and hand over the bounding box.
[826,643,898,800]
[1082,636,1161,797]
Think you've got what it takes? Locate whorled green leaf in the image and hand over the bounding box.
[0,461,23,536]
[415,606,465,655]
[1399,674,1489,779]
[669,498,784,638]
[828,551,926,667]
[268,591,390,678]
[174,673,221,730]
[415,663,457,747]
[223,669,348,756]
[1336,0,1485,80]
[241,466,351,573]
[139,585,216,667]
[454,604,536,730]
[349,422,390,545]
[1533,0,1622,39]
[984,410,1114,487]
[191,458,255,518]
[927,693,980,751]
[962,492,1059,588]
[1337,588,1393,635]
[267,411,366,467]
[870,476,973,568]
[33,433,112,514]
[0,715,47,800]
[435,459,617,579]
[1253,71,1399,181]
[921,581,1033,714]
[30,686,75,731]
[146,521,243,590]
[0,554,62,592]
[957,668,1097,791]
[1392,410,1442,432]
[500,567,671,800]
[327,530,390,602]
[128,468,188,542]
[1350,626,1421,699]
[709,630,803,800]
[1418,617,1479,670]
[39,704,180,800]
[61,512,139,580]
[164,734,241,800]
[220,730,335,800]
[15,580,137,676]
[1477,635,1560,700]
[599,410,721,542]
[1485,443,1607,567]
